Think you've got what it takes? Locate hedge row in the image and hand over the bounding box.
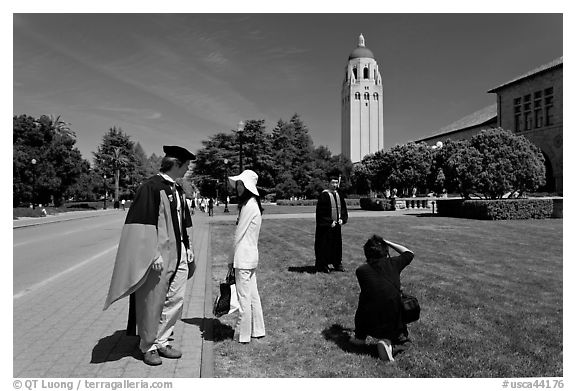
[436,198,554,220]
[276,199,361,207]
[359,198,392,211]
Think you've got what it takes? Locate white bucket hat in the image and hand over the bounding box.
[228,169,259,196]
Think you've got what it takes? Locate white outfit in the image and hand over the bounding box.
[232,196,265,342]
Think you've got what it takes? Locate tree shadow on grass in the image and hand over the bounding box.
[91,330,141,364]
[288,265,318,274]
[181,317,235,342]
[321,324,379,359]
[408,212,438,218]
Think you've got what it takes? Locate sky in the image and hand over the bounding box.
[12,12,563,162]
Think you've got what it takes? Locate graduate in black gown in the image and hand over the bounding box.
[314,176,348,273]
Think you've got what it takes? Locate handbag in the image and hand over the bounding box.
[400,292,420,324]
[213,269,239,317]
[381,274,421,324]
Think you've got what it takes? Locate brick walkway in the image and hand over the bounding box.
[13,212,213,378]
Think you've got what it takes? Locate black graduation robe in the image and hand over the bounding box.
[314,189,348,269]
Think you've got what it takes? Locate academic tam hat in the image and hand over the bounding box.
[163,145,196,162]
[229,169,259,196]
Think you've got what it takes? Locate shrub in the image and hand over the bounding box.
[360,198,391,211]
[276,199,360,207]
[66,203,97,210]
[437,199,554,220]
[436,199,465,217]
[276,199,317,206]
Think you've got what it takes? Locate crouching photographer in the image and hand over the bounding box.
[350,235,415,361]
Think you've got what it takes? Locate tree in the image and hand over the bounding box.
[359,142,433,196]
[93,127,138,202]
[63,161,99,201]
[350,160,374,196]
[239,119,275,192]
[429,139,468,194]
[271,114,315,196]
[446,128,546,199]
[13,114,87,206]
[191,132,238,200]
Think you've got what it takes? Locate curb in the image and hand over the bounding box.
[13,210,122,229]
[200,222,214,378]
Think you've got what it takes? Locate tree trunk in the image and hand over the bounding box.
[115,169,120,202]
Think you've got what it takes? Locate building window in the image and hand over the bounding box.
[355,92,360,100]
[534,108,543,128]
[545,107,554,126]
[545,87,554,126]
[524,112,532,131]
[514,87,555,131]
[364,92,369,100]
[363,67,369,79]
[353,67,357,79]
[373,93,379,100]
[514,115,522,132]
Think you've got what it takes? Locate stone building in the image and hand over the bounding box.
[341,34,384,163]
[418,57,562,194]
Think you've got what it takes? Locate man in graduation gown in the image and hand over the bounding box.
[314,176,348,273]
[104,145,195,366]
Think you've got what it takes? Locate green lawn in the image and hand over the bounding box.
[209,215,563,377]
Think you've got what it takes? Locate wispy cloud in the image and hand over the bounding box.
[96,106,163,120]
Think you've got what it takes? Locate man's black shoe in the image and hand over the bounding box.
[157,345,182,359]
[333,265,346,272]
[316,266,331,273]
[143,350,162,366]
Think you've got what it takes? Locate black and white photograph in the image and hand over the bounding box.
[8,4,571,388]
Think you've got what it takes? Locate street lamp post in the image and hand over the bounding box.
[103,174,107,210]
[31,158,37,209]
[237,120,245,172]
[223,158,229,213]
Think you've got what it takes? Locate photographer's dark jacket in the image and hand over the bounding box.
[354,252,413,340]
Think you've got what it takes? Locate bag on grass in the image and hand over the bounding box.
[213,270,239,317]
[381,274,421,324]
[400,292,420,324]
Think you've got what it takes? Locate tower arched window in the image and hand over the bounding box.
[363,67,369,79]
[355,92,360,100]
[353,67,357,80]
[364,92,369,100]
[373,93,379,101]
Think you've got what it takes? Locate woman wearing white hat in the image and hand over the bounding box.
[227,169,265,343]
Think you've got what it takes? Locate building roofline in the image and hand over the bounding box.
[416,104,497,142]
[416,117,497,143]
[487,57,563,93]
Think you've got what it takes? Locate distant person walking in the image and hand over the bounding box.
[349,235,414,362]
[190,197,196,214]
[208,197,214,216]
[314,175,348,273]
[121,199,126,211]
[227,170,265,343]
[104,145,196,366]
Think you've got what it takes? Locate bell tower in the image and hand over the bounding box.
[341,34,384,162]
